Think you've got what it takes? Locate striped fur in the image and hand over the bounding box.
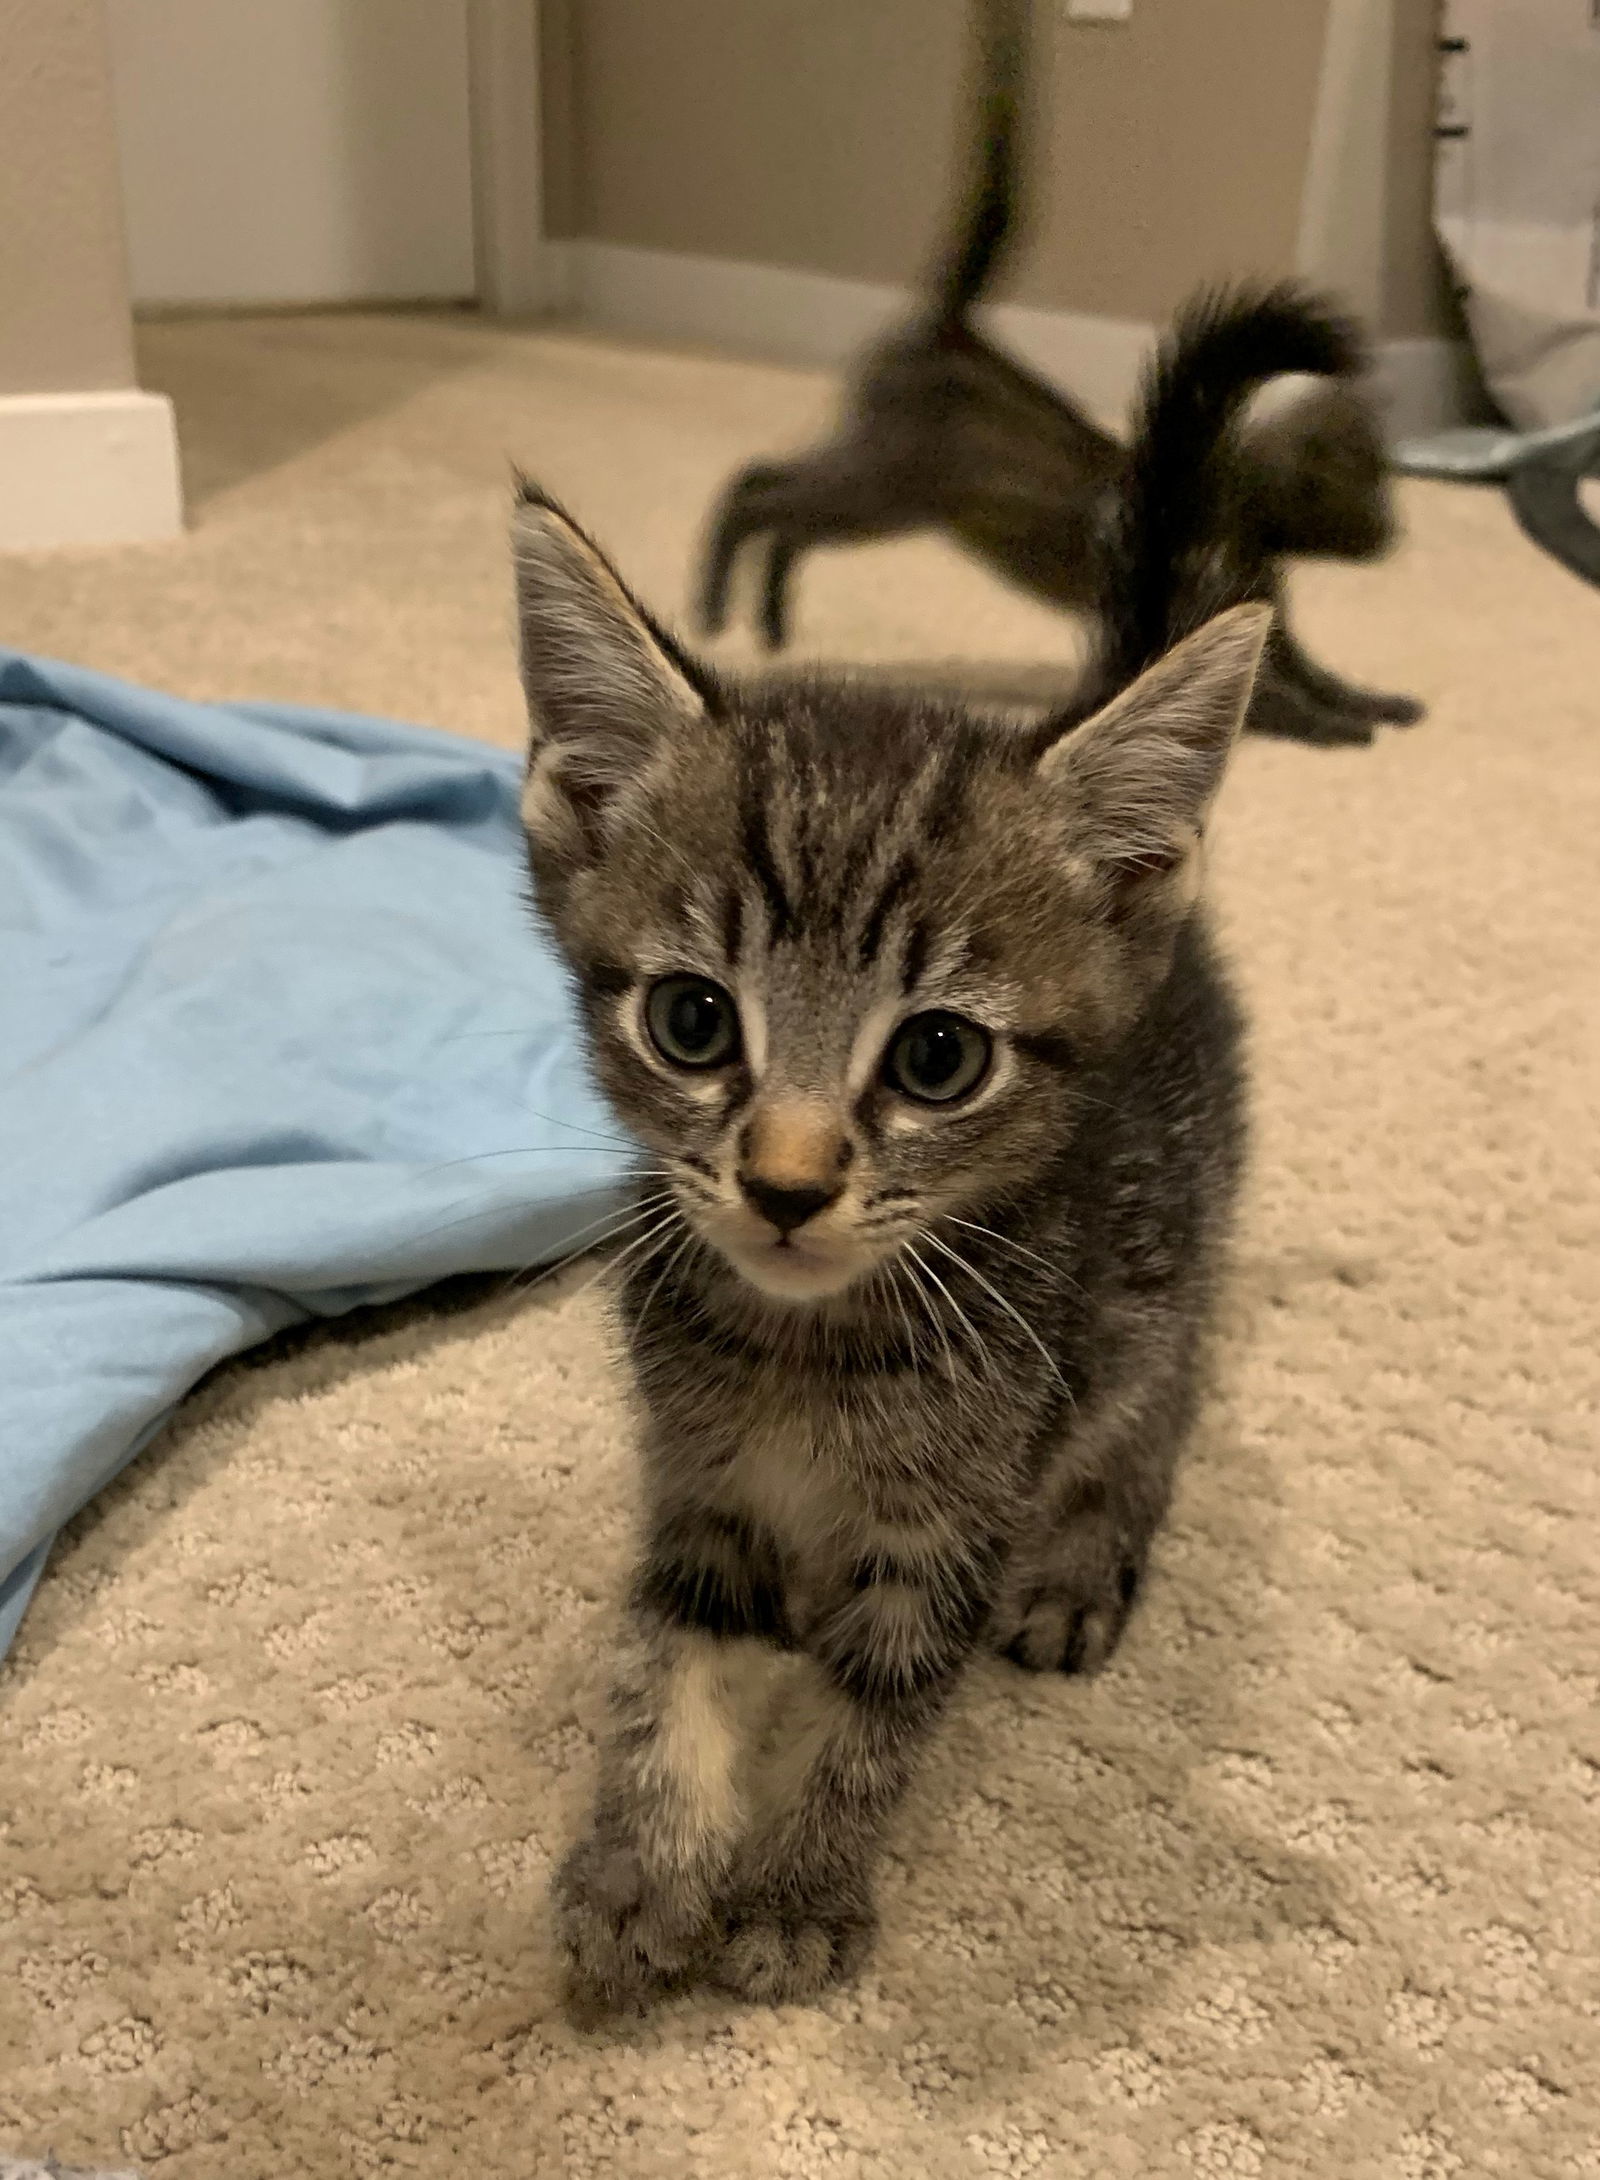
[514,485,1266,2014]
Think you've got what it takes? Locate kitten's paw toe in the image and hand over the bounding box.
[553,1835,709,2020]
[713,1900,875,2006]
[1248,688,1376,747]
[1001,1556,1143,1677]
[1375,691,1425,727]
[1293,709,1378,748]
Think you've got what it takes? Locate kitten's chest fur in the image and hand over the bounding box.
[738,1414,998,1642]
[624,1283,1046,1635]
[649,1330,1012,1552]
[721,1412,880,1602]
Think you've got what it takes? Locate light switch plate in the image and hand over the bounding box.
[1064,0,1132,20]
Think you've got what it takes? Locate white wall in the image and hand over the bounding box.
[0,0,182,549]
[105,0,477,309]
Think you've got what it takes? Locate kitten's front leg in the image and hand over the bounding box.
[555,1509,784,2019]
[715,1549,992,2004]
[995,1303,1198,1677]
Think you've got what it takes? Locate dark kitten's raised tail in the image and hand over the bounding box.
[931,0,1030,325]
[1092,283,1372,694]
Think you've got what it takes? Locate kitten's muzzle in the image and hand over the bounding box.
[738,1175,841,1236]
[736,1098,853,1237]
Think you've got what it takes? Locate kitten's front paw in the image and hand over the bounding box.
[713,1895,877,2006]
[553,1831,711,2022]
[999,1542,1146,1677]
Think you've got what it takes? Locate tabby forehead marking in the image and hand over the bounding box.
[734,973,768,1077]
[846,995,908,1098]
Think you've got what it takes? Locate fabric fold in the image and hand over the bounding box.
[0,652,627,1661]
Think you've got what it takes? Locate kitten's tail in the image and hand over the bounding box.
[1092,283,1381,688]
[931,0,1029,325]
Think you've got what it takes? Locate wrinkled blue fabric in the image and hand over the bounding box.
[0,651,629,1660]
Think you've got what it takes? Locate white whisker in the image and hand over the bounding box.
[582,1209,687,1299]
[941,1212,1091,1304]
[521,1105,642,1152]
[511,1202,682,1307]
[900,1248,957,1383]
[942,1213,1053,1272]
[923,1230,1073,1401]
[905,1242,997,1391]
[496,1191,675,1291]
[634,1222,700,1322]
[879,1257,925,1372]
[420,1147,653,1174]
[408,1177,644,1251]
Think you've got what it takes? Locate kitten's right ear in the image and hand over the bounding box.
[512,480,710,872]
[1038,602,1270,904]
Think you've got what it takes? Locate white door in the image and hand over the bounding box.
[105,0,478,310]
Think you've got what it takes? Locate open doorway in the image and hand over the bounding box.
[104,0,548,317]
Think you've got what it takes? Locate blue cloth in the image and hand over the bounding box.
[0,651,629,1660]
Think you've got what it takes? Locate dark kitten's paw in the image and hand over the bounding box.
[999,1551,1144,1677]
[1248,675,1423,745]
[1326,683,1426,728]
[1246,682,1376,748]
[712,1895,877,2005]
[1370,690,1425,727]
[553,1831,711,2022]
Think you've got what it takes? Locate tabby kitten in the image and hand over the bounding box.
[513,292,1274,2010]
[697,0,1418,747]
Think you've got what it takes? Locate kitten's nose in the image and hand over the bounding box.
[740,1176,840,1236]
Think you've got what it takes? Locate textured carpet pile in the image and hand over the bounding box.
[0,312,1595,2178]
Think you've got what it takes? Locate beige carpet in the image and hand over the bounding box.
[1,311,1597,2180]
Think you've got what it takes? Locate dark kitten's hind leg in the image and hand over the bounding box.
[760,534,801,650]
[699,442,921,646]
[699,461,791,634]
[1245,668,1378,748]
[1257,620,1423,742]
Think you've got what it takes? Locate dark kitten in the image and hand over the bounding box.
[697,0,1419,748]
[511,293,1298,2018]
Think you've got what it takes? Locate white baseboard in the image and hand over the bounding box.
[0,388,184,553]
[572,243,902,370]
[559,239,1475,439]
[468,0,566,318]
[567,240,1148,424]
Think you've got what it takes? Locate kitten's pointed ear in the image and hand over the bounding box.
[1038,603,1271,893]
[512,480,709,870]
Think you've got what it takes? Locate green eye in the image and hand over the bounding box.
[645,976,742,1069]
[884,1012,991,1105]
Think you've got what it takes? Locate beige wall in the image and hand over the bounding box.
[547,0,1450,338]
[0,0,136,395]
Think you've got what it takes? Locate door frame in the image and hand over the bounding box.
[467,0,570,317]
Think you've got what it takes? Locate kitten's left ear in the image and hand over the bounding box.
[1038,603,1271,897]
[512,480,710,871]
